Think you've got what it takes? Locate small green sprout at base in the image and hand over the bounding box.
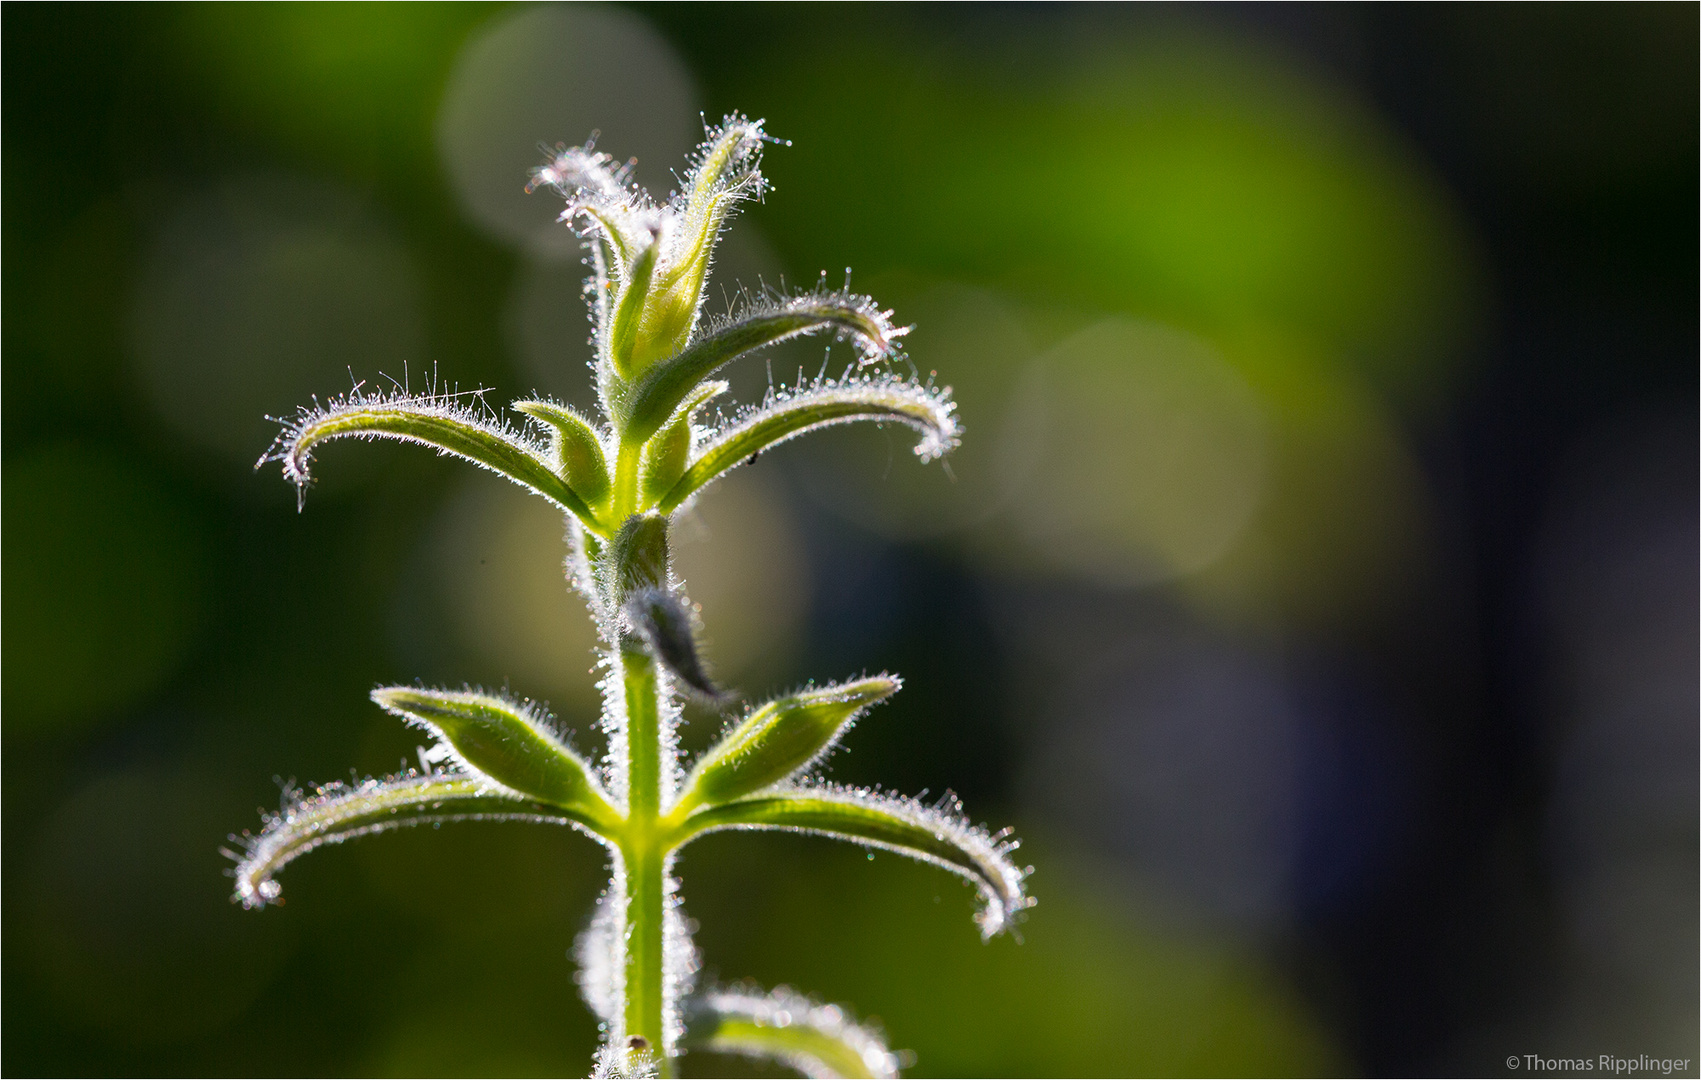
[227,115,1032,1078]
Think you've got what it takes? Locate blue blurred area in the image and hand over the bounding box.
[3,5,1695,1076]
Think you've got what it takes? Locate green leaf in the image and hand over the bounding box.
[265,390,601,530]
[624,588,726,705]
[627,118,770,373]
[640,413,690,508]
[227,774,587,909]
[372,687,620,829]
[620,293,907,444]
[676,785,1032,938]
[677,118,767,254]
[610,237,660,379]
[658,376,958,513]
[683,985,899,1079]
[675,676,898,814]
[513,400,612,510]
[640,380,725,508]
[575,203,639,269]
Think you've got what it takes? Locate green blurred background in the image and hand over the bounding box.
[4,4,1695,1076]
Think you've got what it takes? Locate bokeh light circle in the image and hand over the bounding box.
[996,317,1269,589]
[436,4,699,257]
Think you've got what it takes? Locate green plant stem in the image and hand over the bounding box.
[620,646,670,1073]
[625,841,668,1072]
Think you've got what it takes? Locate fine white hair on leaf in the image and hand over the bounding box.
[261,384,497,481]
[677,673,901,814]
[686,982,902,1079]
[381,682,577,743]
[680,782,1032,940]
[224,772,594,910]
[257,384,591,519]
[673,114,771,214]
[532,114,770,300]
[720,371,957,461]
[371,684,605,804]
[827,783,1034,940]
[701,286,912,368]
[660,373,958,515]
[512,394,615,458]
[617,288,918,462]
[660,114,770,270]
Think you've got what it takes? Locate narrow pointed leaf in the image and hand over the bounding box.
[659,376,959,513]
[611,237,659,379]
[573,203,639,268]
[629,118,770,372]
[676,117,766,252]
[228,774,584,909]
[264,391,599,528]
[684,985,899,1079]
[372,687,620,828]
[624,588,725,704]
[677,785,1032,938]
[513,400,611,509]
[587,238,614,344]
[641,381,724,508]
[676,676,898,814]
[620,293,906,442]
[640,413,690,508]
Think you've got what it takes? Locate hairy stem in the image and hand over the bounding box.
[623,648,662,821]
[620,646,670,1071]
[625,840,668,1071]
